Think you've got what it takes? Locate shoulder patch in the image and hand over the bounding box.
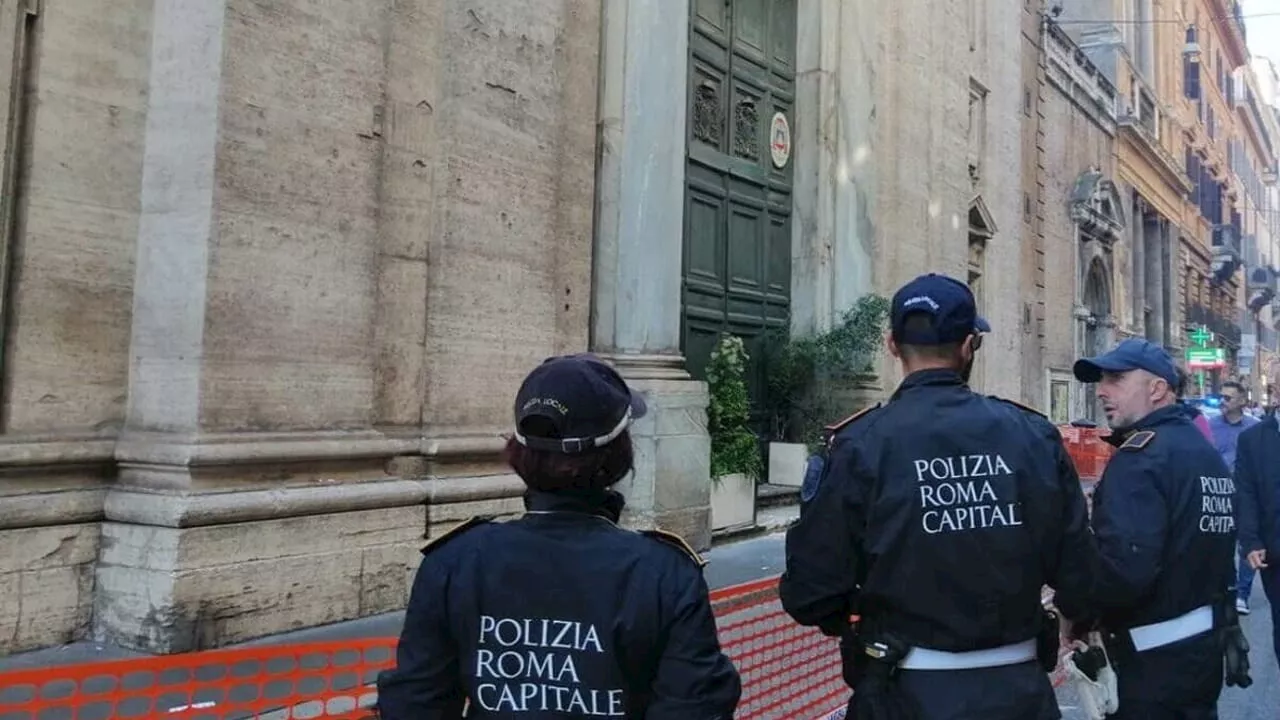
[641,529,708,569]
[1120,430,1155,451]
[988,395,1049,420]
[824,403,882,436]
[420,515,493,556]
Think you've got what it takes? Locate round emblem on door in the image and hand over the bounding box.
[770,112,791,168]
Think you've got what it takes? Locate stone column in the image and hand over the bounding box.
[1161,220,1176,347]
[96,0,427,654]
[1145,212,1165,343]
[592,0,712,549]
[790,0,876,337]
[1131,196,1147,336]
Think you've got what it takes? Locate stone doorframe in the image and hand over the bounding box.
[590,0,874,548]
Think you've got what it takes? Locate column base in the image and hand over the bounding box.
[607,355,714,552]
[91,473,526,654]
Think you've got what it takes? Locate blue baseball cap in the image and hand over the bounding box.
[1072,338,1179,387]
[513,353,647,454]
[890,273,991,345]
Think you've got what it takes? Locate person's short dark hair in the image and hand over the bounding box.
[1222,381,1246,397]
[1173,366,1189,398]
[503,423,635,492]
[896,313,968,363]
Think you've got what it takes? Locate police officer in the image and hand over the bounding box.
[779,273,1098,719]
[1057,339,1246,718]
[376,354,741,719]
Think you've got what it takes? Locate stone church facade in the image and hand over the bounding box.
[2,0,1124,656]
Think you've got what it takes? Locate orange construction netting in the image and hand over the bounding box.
[1056,423,1115,483]
[1,579,1072,720]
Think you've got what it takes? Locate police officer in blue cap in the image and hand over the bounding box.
[376,353,741,719]
[1056,338,1249,718]
[779,273,1098,719]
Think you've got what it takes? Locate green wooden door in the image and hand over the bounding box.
[683,0,796,403]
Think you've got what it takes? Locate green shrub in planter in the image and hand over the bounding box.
[707,334,763,481]
[761,293,890,450]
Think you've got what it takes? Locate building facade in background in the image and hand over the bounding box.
[1059,0,1278,399]
[1035,19,1125,424]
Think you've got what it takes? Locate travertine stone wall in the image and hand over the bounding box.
[2,0,601,656]
[0,0,152,656]
[3,1,148,434]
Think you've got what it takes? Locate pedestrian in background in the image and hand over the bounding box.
[1172,366,1213,443]
[780,272,1097,720]
[1233,384,1280,670]
[1208,381,1260,615]
[376,354,741,720]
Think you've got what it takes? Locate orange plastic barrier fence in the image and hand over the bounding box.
[708,577,845,719]
[1,577,1072,720]
[1057,424,1114,482]
[0,638,390,720]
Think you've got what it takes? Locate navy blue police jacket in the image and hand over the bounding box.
[1054,405,1237,631]
[375,490,741,720]
[1235,414,1280,560]
[779,368,1098,650]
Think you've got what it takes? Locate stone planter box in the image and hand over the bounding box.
[711,473,756,532]
[768,442,808,487]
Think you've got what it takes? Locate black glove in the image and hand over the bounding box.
[1036,609,1061,673]
[1222,625,1252,688]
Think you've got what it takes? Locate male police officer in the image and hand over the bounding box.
[780,273,1098,719]
[1058,338,1246,718]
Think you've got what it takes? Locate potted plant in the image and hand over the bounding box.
[706,333,763,532]
[760,294,890,487]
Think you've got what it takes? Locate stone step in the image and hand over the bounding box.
[756,483,801,509]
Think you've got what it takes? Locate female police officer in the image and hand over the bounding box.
[375,353,741,719]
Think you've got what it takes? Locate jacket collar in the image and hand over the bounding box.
[523,488,626,524]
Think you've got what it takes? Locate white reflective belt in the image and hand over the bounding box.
[1128,604,1214,652]
[898,638,1037,671]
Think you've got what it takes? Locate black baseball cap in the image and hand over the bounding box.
[513,353,647,454]
[890,273,991,345]
[1073,338,1179,387]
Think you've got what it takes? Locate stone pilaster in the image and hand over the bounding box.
[96,0,424,653]
[1145,211,1164,342]
[591,0,712,550]
[1132,195,1147,336]
[791,0,875,337]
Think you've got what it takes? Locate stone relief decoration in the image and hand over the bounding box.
[1069,169,1126,246]
[693,81,722,146]
[733,98,759,159]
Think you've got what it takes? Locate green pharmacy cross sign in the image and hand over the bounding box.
[1189,326,1214,347]
[1186,347,1226,370]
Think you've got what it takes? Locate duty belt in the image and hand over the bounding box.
[897,639,1037,671]
[1126,604,1214,652]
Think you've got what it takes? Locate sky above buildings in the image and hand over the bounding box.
[1244,0,1280,68]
